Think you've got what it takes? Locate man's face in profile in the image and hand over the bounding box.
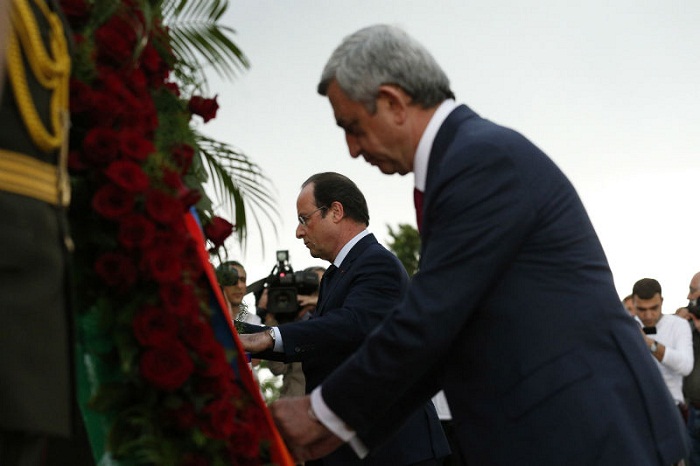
[326,81,411,175]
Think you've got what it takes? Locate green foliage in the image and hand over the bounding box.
[386,223,421,276]
[162,0,250,88]
[158,0,280,249]
[196,134,279,248]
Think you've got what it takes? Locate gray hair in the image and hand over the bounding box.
[317,24,454,112]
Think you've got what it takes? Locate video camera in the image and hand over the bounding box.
[688,299,700,319]
[247,250,320,323]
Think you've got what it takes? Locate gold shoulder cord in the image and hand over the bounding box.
[1,0,71,206]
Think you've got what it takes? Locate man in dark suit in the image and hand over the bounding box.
[239,172,449,465]
[270,24,689,465]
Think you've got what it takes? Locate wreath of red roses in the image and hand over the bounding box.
[59,1,282,464]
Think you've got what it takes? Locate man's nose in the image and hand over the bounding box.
[346,134,361,158]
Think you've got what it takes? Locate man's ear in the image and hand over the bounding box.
[329,200,344,223]
[377,84,411,124]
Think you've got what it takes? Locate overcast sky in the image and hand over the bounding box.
[201,0,700,311]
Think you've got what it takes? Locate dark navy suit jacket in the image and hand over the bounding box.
[255,234,449,465]
[319,105,689,465]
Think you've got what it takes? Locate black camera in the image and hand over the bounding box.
[688,299,700,319]
[248,250,320,323]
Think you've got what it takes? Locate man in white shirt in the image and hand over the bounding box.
[634,278,694,409]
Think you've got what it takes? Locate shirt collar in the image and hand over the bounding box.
[333,229,370,268]
[414,99,458,192]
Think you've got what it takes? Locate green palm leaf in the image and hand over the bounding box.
[162,0,249,86]
[159,0,279,250]
[196,133,280,250]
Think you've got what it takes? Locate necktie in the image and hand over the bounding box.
[316,264,337,312]
[413,188,424,232]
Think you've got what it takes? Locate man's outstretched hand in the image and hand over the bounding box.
[271,395,344,462]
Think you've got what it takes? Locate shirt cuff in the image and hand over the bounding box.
[310,387,368,459]
[272,326,283,352]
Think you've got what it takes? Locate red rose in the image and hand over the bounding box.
[123,68,149,97]
[142,245,183,283]
[146,190,184,225]
[140,42,170,87]
[180,317,229,378]
[92,183,135,220]
[85,89,120,128]
[180,316,217,352]
[160,282,199,317]
[199,398,237,438]
[99,69,135,100]
[128,98,159,135]
[68,149,87,172]
[151,230,188,255]
[188,95,219,123]
[59,0,90,28]
[226,415,264,459]
[94,251,137,289]
[171,144,194,174]
[82,127,120,166]
[118,214,155,249]
[204,216,233,248]
[132,305,179,347]
[97,70,153,131]
[94,15,138,66]
[196,345,229,378]
[69,79,95,114]
[164,82,180,97]
[105,160,150,193]
[139,342,194,391]
[193,372,240,399]
[119,129,156,162]
[162,170,202,210]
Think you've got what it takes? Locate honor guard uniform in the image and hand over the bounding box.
[0,1,85,464]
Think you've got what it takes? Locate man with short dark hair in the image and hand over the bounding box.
[633,277,693,409]
[240,172,449,465]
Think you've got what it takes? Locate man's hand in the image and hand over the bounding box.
[677,307,700,332]
[238,331,273,353]
[297,293,318,308]
[271,395,344,462]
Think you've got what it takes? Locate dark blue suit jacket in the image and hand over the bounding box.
[256,234,449,465]
[319,106,689,465]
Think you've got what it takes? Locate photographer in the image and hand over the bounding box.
[680,272,700,465]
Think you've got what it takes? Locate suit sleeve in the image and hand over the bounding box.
[250,245,408,364]
[320,138,539,445]
[275,249,409,361]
